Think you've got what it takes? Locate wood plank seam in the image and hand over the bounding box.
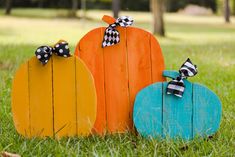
[125,28,132,130]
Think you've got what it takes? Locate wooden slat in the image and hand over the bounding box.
[76,28,106,134]
[193,83,222,137]
[103,27,130,133]
[127,27,152,129]
[133,83,163,137]
[76,57,97,135]
[75,20,166,134]
[163,80,193,140]
[150,35,165,82]
[28,57,53,137]
[53,55,77,138]
[12,62,31,137]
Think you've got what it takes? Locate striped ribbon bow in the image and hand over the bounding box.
[166,58,198,97]
[102,16,133,47]
[35,40,71,65]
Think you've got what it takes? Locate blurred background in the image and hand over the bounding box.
[0,0,234,37]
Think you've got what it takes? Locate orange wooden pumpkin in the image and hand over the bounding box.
[75,15,165,134]
[12,45,97,138]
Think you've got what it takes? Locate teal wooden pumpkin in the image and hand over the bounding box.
[133,70,222,140]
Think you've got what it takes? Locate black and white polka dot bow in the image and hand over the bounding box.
[166,58,198,97]
[102,16,133,47]
[35,40,70,65]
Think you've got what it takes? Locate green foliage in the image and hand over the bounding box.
[217,0,235,15]
[0,9,235,156]
[0,0,219,12]
[121,0,149,11]
[166,0,217,12]
[232,0,235,15]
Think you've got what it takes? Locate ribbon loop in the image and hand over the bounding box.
[35,40,70,65]
[102,16,133,48]
[166,58,198,97]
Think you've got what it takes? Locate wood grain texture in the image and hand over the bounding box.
[127,27,152,129]
[193,83,222,137]
[163,80,193,139]
[150,35,165,82]
[76,57,97,135]
[133,70,222,140]
[53,56,76,137]
[28,57,53,137]
[133,83,163,137]
[75,15,165,134]
[12,63,30,137]
[75,28,106,134]
[103,27,130,132]
[12,55,96,138]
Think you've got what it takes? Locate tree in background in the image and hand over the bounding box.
[37,0,44,8]
[5,0,13,15]
[81,0,87,18]
[151,0,165,36]
[112,0,120,18]
[70,0,78,17]
[224,0,230,22]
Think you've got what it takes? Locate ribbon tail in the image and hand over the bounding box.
[166,78,185,97]
[102,27,120,47]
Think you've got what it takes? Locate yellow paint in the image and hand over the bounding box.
[12,63,30,137]
[28,57,54,137]
[12,55,97,138]
[76,57,97,135]
[53,56,77,138]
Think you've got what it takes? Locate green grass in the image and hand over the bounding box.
[0,9,235,156]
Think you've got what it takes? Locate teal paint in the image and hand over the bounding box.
[133,70,222,140]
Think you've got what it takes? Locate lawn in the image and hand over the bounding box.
[0,9,235,156]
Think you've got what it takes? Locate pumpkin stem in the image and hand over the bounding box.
[163,70,180,79]
[102,15,116,25]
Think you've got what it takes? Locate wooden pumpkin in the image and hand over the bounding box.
[75,15,165,134]
[12,54,96,138]
[133,70,222,140]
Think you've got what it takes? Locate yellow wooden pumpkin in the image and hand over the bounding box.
[12,41,96,138]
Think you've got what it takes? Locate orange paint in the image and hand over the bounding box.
[75,15,165,134]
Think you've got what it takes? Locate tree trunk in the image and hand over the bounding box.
[71,0,78,17]
[151,0,165,36]
[112,0,120,18]
[38,0,44,8]
[81,0,87,18]
[224,0,230,23]
[5,0,13,15]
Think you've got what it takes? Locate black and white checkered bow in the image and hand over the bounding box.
[166,58,198,97]
[35,40,71,65]
[102,16,133,47]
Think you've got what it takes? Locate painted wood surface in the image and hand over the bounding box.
[12,55,96,138]
[133,70,222,140]
[75,15,165,134]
